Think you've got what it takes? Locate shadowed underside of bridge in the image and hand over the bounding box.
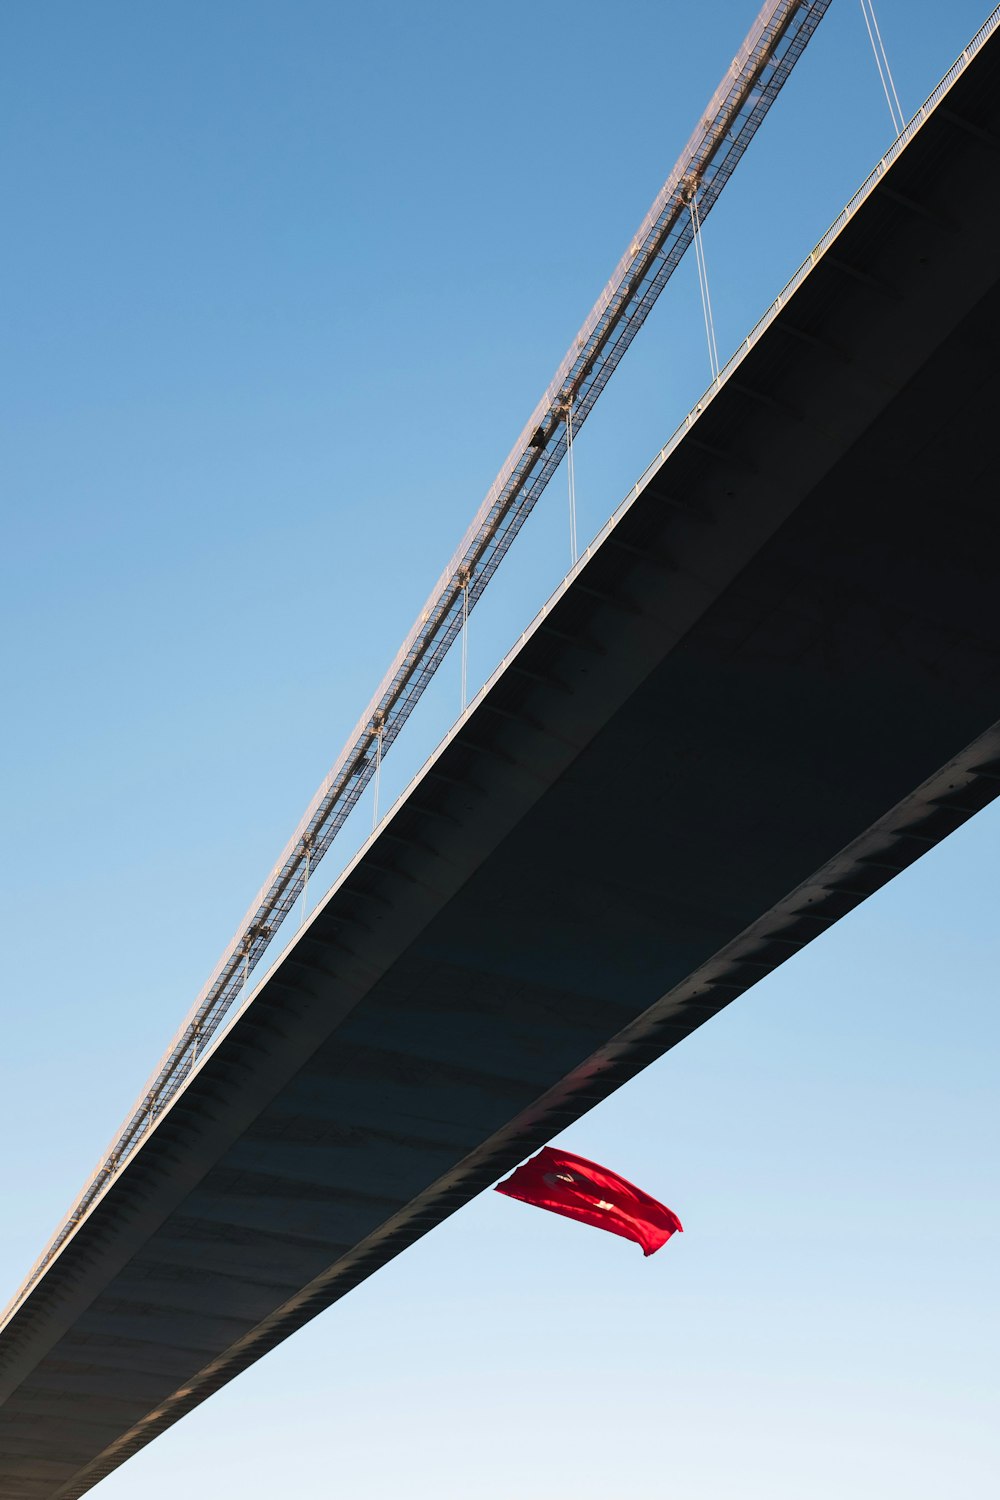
[3,31,1000,1500]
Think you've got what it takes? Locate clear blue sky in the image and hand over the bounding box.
[1,2,997,1495]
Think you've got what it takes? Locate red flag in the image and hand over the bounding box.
[495,1147,682,1256]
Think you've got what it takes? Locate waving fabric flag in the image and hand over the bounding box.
[495,1147,682,1256]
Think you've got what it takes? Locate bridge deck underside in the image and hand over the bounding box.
[3,31,1000,1499]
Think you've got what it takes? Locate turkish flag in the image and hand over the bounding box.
[495,1147,682,1256]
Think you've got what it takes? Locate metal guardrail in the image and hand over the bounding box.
[7,0,998,1328]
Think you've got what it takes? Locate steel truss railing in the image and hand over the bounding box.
[8,1,836,1314]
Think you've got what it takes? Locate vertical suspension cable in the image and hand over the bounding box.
[860,0,904,134]
[460,571,470,711]
[870,0,904,129]
[299,836,312,928]
[565,402,578,566]
[371,720,383,831]
[688,194,720,383]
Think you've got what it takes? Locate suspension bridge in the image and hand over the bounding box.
[2,3,1000,1495]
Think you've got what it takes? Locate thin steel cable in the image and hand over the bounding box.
[860,0,904,134]
[566,404,578,566]
[868,0,904,126]
[460,577,470,711]
[371,724,383,831]
[690,196,721,382]
[299,839,311,928]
